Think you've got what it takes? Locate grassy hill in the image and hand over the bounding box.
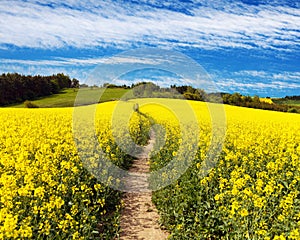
[6,87,129,108]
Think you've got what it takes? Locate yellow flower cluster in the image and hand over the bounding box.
[1,97,300,239]
[145,99,300,239]
[214,106,300,237]
[0,101,146,239]
[260,98,274,104]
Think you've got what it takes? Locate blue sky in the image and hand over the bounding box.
[0,0,299,97]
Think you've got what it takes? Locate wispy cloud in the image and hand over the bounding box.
[210,68,300,96]
[215,76,300,98]
[217,79,300,90]
[234,70,300,82]
[0,56,165,66]
[0,0,299,97]
[234,70,269,78]
[0,58,94,81]
[273,72,300,81]
[0,0,299,51]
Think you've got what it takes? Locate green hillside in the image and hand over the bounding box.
[6,88,129,108]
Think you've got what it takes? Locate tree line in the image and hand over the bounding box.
[283,95,300,101]
[130,82,300,113]
[1,75,299,113]
[220,92,293,112]
[0,73,79,106]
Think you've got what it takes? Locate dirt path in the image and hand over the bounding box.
[119,133,169,240]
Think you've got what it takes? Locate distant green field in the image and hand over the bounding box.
[6,88,129,108]
[272,99,300,106]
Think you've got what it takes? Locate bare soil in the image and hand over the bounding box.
[119,134,169,240]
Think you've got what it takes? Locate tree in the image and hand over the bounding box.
[253,95,260,103]
[71,78,80,88]
[230,93,243,105]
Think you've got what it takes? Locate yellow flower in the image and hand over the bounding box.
[253,196,266,208]
[239,208,249,217]
[34,186,45,198]
[274,234,286,240]
[256,179,264,192]
[289,229,300,239]
[257,229,267,235]
[3,214,18,238]
[19,225,32,238]
[278,214,285,222]
[214,194,223,201]
[176,224,183,230]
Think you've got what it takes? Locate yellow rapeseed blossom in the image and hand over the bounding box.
[1,98,300,239]
[0,101,142,238]
[145,99,300,239]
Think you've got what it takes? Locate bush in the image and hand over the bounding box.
[288,108,298,113]
[24,100,39,108]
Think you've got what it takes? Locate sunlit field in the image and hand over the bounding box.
[1,99,299,239]
[0,102,149,239]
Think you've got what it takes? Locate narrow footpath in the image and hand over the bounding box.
[119,132,169,240]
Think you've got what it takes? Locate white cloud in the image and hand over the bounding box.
[0,0,299,50]
[1,63,86,76]
[234,70,300,81]
[272,72,300,81]
[234,70,269,78]
[212,69,300,94]
[0,56,165,66]
[216,78,300,90]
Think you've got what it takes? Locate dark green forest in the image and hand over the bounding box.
[0,73,79,106]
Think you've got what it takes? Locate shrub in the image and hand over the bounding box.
[24,100,39,108]
[288,108,298,113]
